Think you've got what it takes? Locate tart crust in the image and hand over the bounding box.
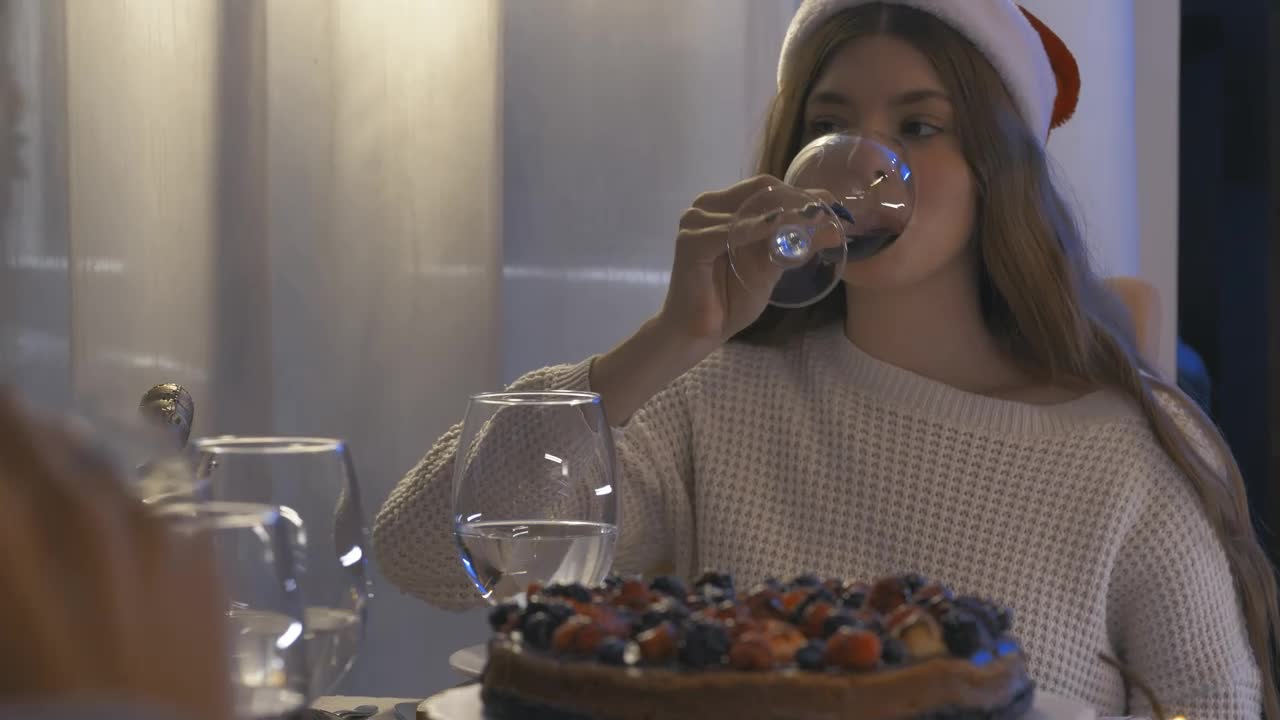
[482,637,1035,720]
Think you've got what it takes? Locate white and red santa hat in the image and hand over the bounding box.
[777,0,1081,142]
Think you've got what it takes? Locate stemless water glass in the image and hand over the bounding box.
[452,391,618,603]
[193,437,372,697]
[155,501,309,720]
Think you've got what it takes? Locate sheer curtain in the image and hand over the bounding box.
[1,0,1169,697]
[0,0,505,696]
[499,0,796,378]
[0,0,797,695]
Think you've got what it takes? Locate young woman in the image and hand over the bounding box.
[374,1,1277,717]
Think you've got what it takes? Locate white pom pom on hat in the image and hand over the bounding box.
[777,0,1081,142]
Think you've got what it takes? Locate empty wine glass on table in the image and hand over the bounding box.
[727,131,914,308]
[452,391,618,603]
[193,437,372,698]
[155,501,309,720]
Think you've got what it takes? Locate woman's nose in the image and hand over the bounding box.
[847,114,901,145]
[839,133,906,188]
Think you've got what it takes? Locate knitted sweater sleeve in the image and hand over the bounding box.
[372,358,695,610]
[1106,390,1260,719]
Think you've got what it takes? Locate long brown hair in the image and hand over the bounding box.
[738,4,1280,716]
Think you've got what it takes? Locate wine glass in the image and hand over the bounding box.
[727,131,914,308]
[452,391,618,603]
[193,437,371,697]
[46,384,200,505]
[155,501,310,720]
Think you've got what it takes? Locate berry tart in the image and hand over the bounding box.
[480,572,1034,720]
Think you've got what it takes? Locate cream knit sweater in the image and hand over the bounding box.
[374,324,1260,719]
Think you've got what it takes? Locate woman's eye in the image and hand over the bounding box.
[810,119,845,136]
[902,120,942,138]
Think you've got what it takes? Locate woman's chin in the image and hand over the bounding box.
[839,245,915,291]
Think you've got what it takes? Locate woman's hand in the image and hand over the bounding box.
[591,177,841,423]
[659,175,842,347]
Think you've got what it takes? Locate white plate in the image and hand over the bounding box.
[448,643,487,679]
[421,685,483,720]
[421,684,1099,720]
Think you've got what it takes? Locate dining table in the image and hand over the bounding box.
[314,696,423,720]
[315,692,1135,720]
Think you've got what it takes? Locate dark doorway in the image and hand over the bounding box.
[1179,0,1279,559]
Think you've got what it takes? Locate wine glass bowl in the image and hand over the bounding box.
[193,436,371,698]
[727,132,914,307]
[728,185,847,309]
[452,391,618,603]
[154,501,309,720]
